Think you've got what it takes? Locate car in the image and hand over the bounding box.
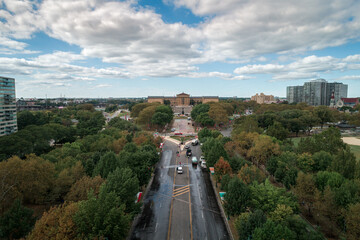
[201,161,207,169]
[200,156,205,162]
[186,148,192,156]
[171,128,176,132]
[174,132,183,135]
[184,145,190,149]
[188,117,191,120]
[192,157,198,165]
[177,166,183,174]
[191,139,198,146]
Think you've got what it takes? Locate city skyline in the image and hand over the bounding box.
[1,0,360,98]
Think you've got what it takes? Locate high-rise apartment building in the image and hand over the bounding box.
[0,76,17,136]
[287,79,348,106]
[286,86,303,104]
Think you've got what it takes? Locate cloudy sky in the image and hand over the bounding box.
[1,0,360,98]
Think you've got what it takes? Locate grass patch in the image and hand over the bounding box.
[350,145,360,161]
[289,137,304,147]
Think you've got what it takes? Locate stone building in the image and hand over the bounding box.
[251,93,275,104]
[147,93,219,115]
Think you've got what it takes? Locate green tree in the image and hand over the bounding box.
[312,151,333,171]
[224,178,251,216]
[104,167,140,213]
[330,146,357,179]
[17,111,37,130]
[205,139,228,167]
[233,116,262,134]
[73,186,131,240]
[315,171,345,191]
[269,204,293,222]
[195,112,215,126]
[235,209,266,240]
[250,179,298,214]
[93,152,119,178]
[296,153,314,173]
[191,104,210,120]
[108,117,139,132]
[130,102,153,117]
[0,199,35,239]
[220,174,232,192]
[266,121,290,140]
[252,219,296,240]
[314,106,333,128]
[299,111,320,135]
[151,112,170,126]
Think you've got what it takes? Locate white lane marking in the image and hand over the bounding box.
[202,211,204,219]
[155,223,158,232]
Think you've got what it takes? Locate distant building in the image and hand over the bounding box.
[0,76,17,136]
[340,98,359,108]
[251,93,275,104]
[287,79,348,106]
[148,92,219,115]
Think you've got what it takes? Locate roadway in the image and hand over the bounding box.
[130,139,229,240]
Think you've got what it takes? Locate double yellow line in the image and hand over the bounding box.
[173,185,190,198]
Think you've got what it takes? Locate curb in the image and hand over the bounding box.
[209,173,234,240]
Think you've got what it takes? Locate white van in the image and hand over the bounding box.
[191,139,198,146]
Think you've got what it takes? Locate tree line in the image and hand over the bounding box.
[0,105,162,239]
[199,107,360,239]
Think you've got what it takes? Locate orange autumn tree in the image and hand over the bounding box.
[214,157,232,182]
[27,202,80,240]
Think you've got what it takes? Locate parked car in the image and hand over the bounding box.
[201,161,207,169]
[174,132,183,135]
[184,145,190,149]
[192,157,198,165]
[171,128,176,132]
[177,166,183,174]
[200,156,205,162]
[191,139,198,146]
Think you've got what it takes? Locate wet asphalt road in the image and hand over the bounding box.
[130,140,229,240]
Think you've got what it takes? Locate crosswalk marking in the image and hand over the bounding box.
[172,185,190,198]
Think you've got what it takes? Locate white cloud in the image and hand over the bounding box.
[335,75,360,80]
[194,0,360,60]
[234,54,360,81]
[1,0,360,88]
[92,84,112,88]
[38,0,203,75]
